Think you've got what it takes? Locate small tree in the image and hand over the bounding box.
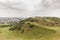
[30,25,34,28]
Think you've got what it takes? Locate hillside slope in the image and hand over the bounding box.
[9,17,60,39]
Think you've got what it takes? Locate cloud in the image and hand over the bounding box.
[0,0,41,17]
[0,0,60,17]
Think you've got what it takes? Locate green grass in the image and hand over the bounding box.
[0,17,60,40]
[8,22,60,40]
[0,23,59,40]
[8,22,56,38]
[10,26,56,39]
[0,24,10,28]
[0,27,59,40]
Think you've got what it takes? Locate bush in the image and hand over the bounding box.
[30,25,35,28]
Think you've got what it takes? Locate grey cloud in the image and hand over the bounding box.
[32,0,60,17]
[0,0,60,17]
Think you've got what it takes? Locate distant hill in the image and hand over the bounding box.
[0,17,23,24]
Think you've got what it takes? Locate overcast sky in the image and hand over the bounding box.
[0,0,60,17]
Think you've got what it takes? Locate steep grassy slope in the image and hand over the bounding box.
[9,17,60,39]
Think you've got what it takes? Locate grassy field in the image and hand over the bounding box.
[0,26,60,40]
[0,17,59,40]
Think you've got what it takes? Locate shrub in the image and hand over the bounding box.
[30,25,35,28]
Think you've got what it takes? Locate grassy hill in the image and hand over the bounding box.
[0,17,60,40]
[24,17,60,26]
[9,17,60,30]
[9,17,60,39]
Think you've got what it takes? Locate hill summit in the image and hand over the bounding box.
[9,17,60,31]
